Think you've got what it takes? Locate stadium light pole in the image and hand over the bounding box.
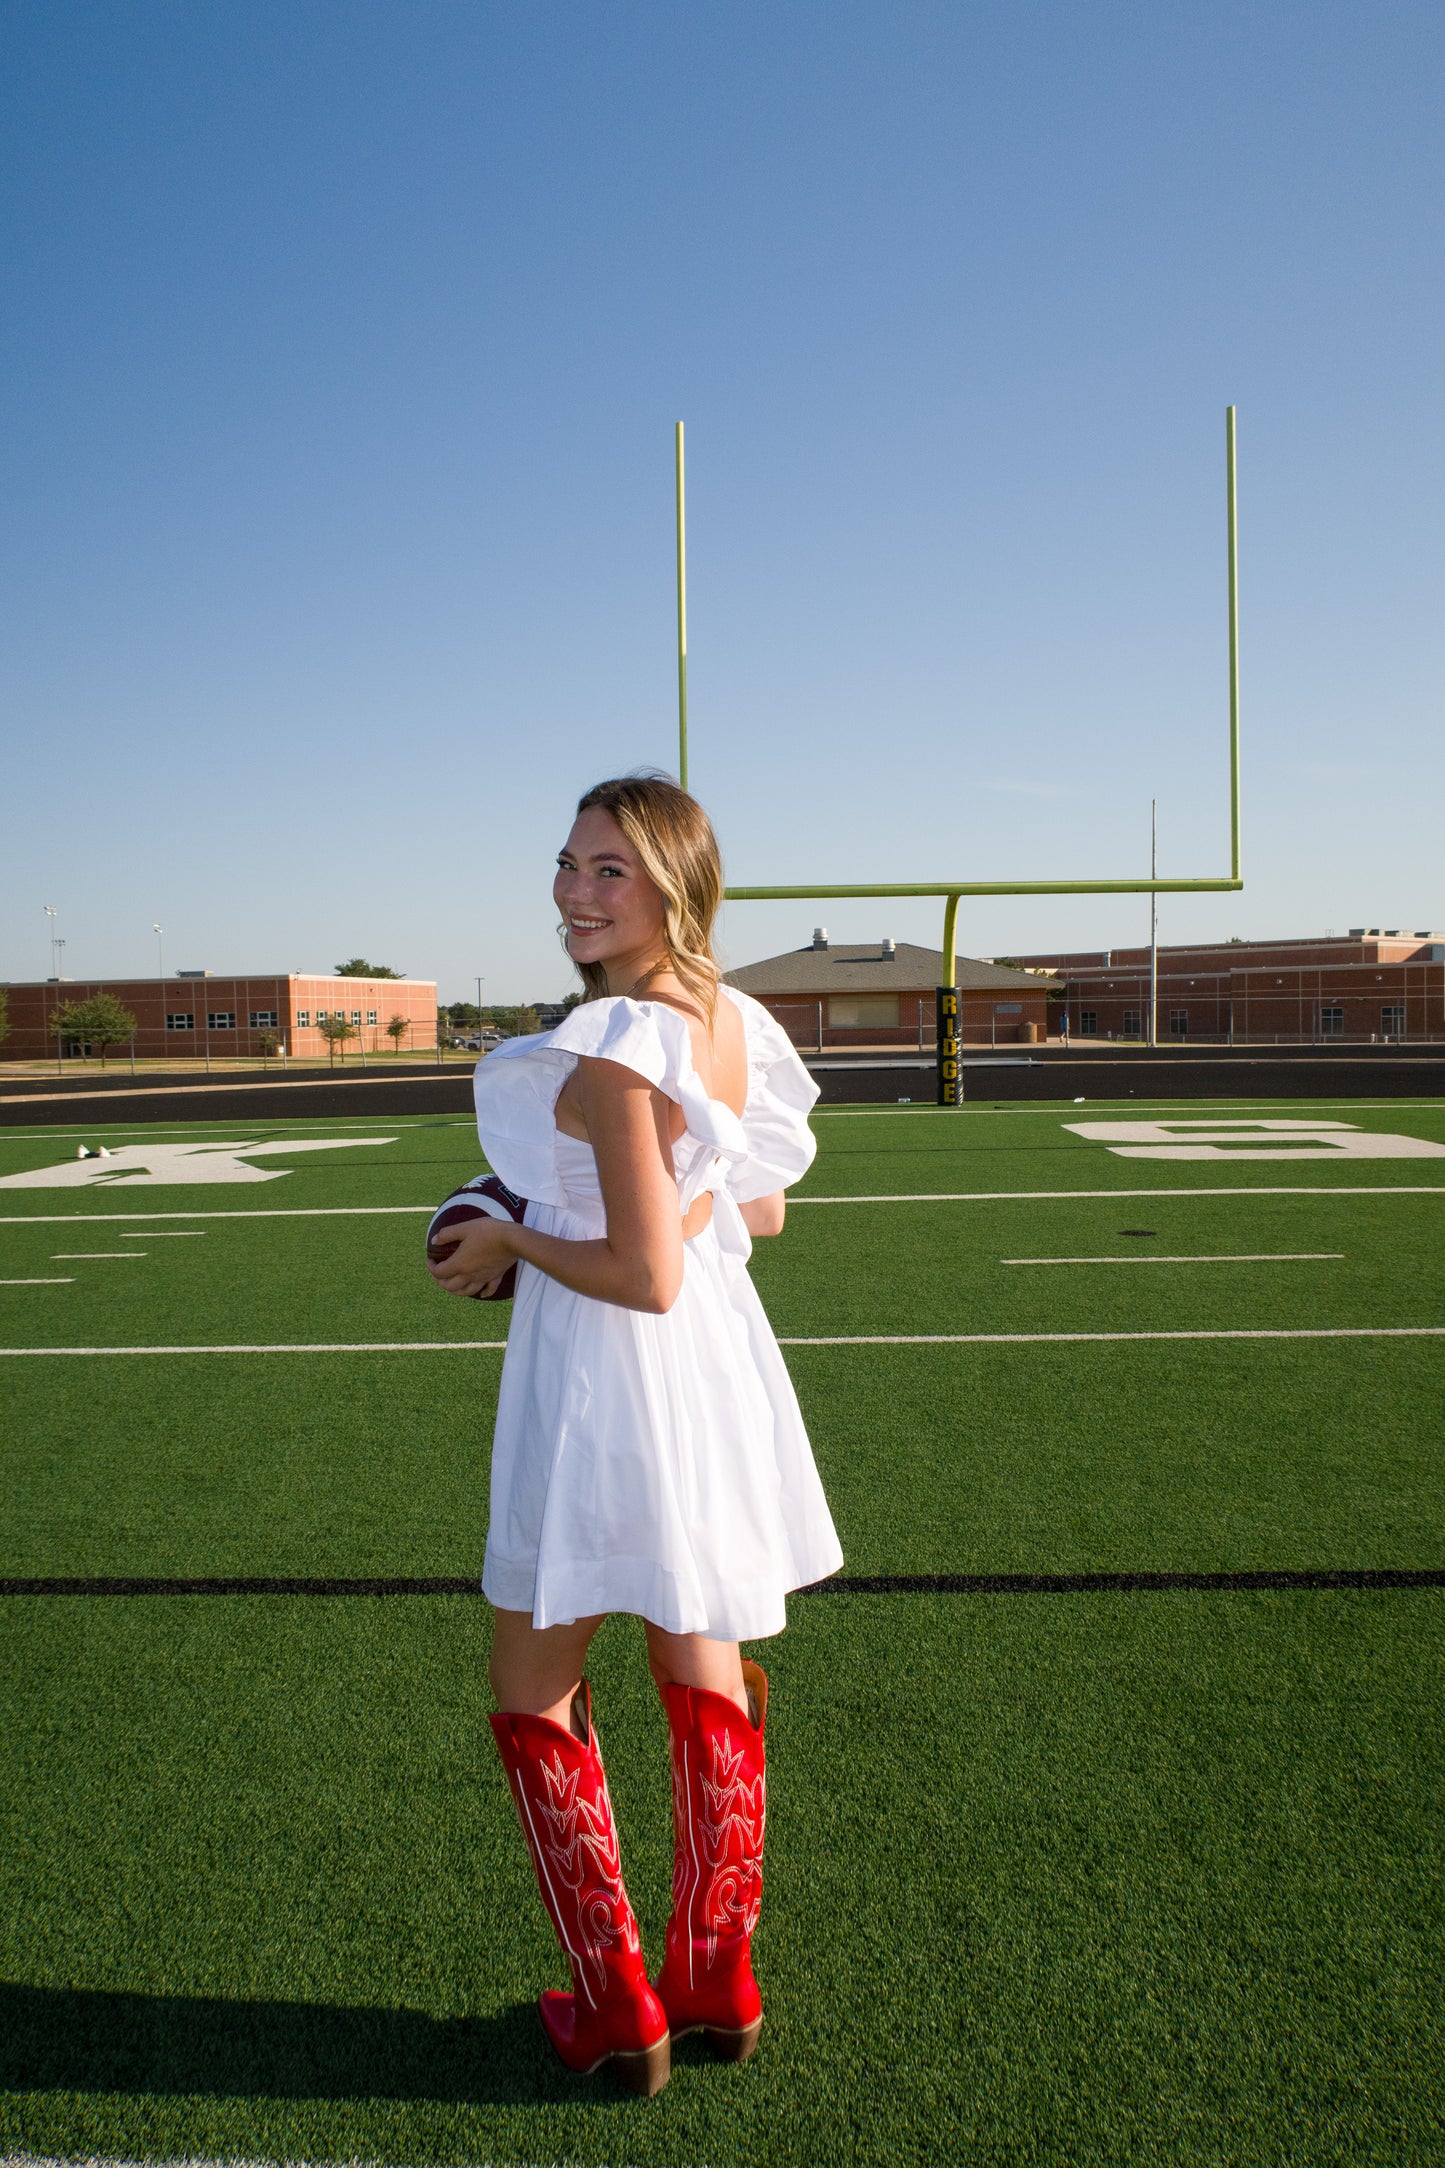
[43,905,59,1073]
[53,937,66,1071]
[709,405,1244,1103]
[675,421,688,790]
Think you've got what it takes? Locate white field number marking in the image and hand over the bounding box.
[1063,1118,1445,1161]
[0,1138,397,1189]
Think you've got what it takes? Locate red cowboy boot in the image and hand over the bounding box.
[654,1659,768,2060]
[490,1685,671,2096]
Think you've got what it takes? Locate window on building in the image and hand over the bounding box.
[165,1013,195,1031]
[828,996,900,1029]
[350,1010,362,1026]
[366,1009,377,1026]
[1170,1009,1189,1036]
[314,1010,327,1024]
[1079,1011,1098,1036]
[1321,1007,1343,1035]
[296,1011,311,1027]
[207,1012,236,1030]
[1121,1009,1141,1036]
[249,1010,279,1029]
[1382,1005,1406,1036]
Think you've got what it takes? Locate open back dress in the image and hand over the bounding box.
[472,985,843,1640]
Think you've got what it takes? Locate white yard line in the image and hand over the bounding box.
[0,1116,475,1142]
[118,1229,205,1236]
[0,1277,73,1285]
[1001,1252,1345,1265]
[780,1328,1445,1346]
[0,1075,466,1109]
[790,1187,1445,1203]
[2,1206,435,1224]
[0,1340,509,1354]
[49,1252,145,1260]
[1,1186,1443,1229]
[0,1327,1440,1356]
[810,1100,1445,1118]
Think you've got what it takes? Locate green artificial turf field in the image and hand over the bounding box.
[1,1097,1443,2165]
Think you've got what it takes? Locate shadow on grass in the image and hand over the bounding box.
[0,1979,640,2105]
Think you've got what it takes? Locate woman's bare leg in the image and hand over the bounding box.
[488,1606,605,1731]
[643,1620,749,1716]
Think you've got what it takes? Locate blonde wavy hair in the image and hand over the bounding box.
[571,773,723,1019]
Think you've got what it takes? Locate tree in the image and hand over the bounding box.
[386,1014,410,1053]
[317,1015,358,1067]
[257,1028,280,1065]
[335,958,403,978]
[514,1006,541,1036]
[54,993,137,1069]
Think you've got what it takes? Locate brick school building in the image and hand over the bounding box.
[724,932,1055,1049]
[1010,930,1445,1044]
[3,971,438,1063]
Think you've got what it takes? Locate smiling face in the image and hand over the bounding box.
[554,804,670,991]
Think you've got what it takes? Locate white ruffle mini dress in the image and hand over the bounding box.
[472,986,843,1639]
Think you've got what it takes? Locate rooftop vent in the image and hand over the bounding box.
[881,936,896,960]
[812,927,828,950]
[177,968,208,978]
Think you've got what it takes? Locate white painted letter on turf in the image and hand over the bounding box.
[1063,1119,1445,1161]
[0,1138,397,1188]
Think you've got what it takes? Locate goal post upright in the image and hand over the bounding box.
[676,420,689,791]
[680,406,1242,1100]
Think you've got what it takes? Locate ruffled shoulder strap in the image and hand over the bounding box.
[552,996,751,1165]
[546,994,687,1088]
[471,996,749,1204]
[720,986,820,1201]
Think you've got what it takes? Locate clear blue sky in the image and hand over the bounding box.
[4,1,1441,1002]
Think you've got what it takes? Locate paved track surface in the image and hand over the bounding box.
[2,1046,1443,1124]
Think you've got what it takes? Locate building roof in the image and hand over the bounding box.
[1013,931,1444,971]
[723,940,1055,996]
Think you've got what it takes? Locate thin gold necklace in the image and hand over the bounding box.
[625,955,673,999]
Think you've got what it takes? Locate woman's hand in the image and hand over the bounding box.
[427,1213,518,1299]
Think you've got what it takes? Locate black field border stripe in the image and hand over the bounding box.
[1,1568,1442,1598]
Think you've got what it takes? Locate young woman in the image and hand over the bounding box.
[428,773,842,2097]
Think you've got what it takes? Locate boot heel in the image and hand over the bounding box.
[704,2017,762,2062]
[614,2033,672,2096]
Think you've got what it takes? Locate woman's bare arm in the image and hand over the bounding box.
[427,1057,685,1312]
[738,1192,785,1237]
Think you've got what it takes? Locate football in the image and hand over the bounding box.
[426,1175,529,1300]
